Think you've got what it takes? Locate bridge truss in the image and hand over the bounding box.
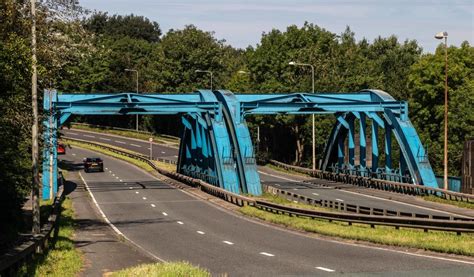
[42,89,436,199]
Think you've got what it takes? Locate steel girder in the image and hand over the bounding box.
[42,89,437,200]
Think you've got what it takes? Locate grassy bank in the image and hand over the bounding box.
[71,124,179,146]
[110,262,210,277]
[240,206,474,256]
[18,197,83,276]
[422,195,474,210]
[63,139,176,173]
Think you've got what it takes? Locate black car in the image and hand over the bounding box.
[83,157,104,173]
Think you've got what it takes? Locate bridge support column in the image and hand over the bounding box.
[384,118,392,174]
[371,120,379,172]
[348,117,355,167]
[358,113,367,168]
[337,136,344,168]
[42,90,58,200]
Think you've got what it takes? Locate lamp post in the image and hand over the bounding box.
[125,68,139,131]
[289,61,316,171]
[195,70,213,91]
[435,31,449,190]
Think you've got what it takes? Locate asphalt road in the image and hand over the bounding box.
[62,146,474,276]
[61,128,469,218]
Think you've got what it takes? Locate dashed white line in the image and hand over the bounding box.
[115,140,126,144]
[142,197,147,200]
[335,198,344,202]
[119,179,123,182]
[162,212,168,216]
[115,176,119,179]
[105,167,108,170]
[100,137,111,141]
[222,241,234,245]
[293,188,298,191]
[150,204,156,208]
[259,252,275,257]
[83,134,95,138]
[131,144,142,148]
[135,191,139,194]
[174,155,178,158]
[312,192,319,196]
[196,231,205,235]
[177,221,184,225]
[72,153,76,156]
[109,170,112,173]
[129,187,133,190]
[67,132,79,135]
[112,173,115,176]
[316,267,335,272]
[161,151,166,154]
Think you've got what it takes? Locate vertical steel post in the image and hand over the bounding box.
[348,118,355,166]
[384,119,392,173]
[359,113,367,168]
[337,136,344,168]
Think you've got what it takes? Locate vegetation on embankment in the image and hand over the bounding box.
[63,139,177,173]
[18,198,83,277]
[70,123,180,146]
[240,206,474,256]
[422,195,474,210]
[110,262,211,277]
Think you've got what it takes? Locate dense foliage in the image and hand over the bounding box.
[0,0,472,242]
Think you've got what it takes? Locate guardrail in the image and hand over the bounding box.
[64,137,474,234]
[264,185,473,221]
[0,174,65,275]
[269,160,474,203]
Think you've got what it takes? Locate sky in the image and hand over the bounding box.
[80,0,473,53]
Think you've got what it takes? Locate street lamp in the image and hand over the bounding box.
[435,31,449,190]
[195,70,213,91]
[125,68,139,131]
[289,61,316,171]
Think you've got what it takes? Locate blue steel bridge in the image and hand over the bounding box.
[42,89,436,199]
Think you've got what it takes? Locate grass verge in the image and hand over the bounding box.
[240,206,474,256]
[110,262,210,277]
[422,195,474,210]
[71,124,179,146]
[63,139,176,173]
[18,197,83,276]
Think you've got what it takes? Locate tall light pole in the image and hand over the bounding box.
[125,68,139,131]
[31,0,40,235]
[195,70,213,91]
[435,31,449,190]
[289,61,316,171]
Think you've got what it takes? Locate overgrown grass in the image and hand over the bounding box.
[422,195,474,210]
[18,197,83,276]
[240,206,474,256]
[71,124,180,146]
[110,262,210,277]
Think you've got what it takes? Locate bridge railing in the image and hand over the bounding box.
[268,159,474,203]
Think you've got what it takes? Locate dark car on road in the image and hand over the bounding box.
[83,157,104,173]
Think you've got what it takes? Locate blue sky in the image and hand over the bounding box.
[80,0,473,53]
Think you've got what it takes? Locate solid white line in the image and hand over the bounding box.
[151,204,156,208]
[197,231,205,235]
[177,221,184,225]
[259,252,275,257]
[335,198,344,202]
[258,170,297,182]
[115,140,126,144]
[83,134,95,138]
[312,192,319,196]
[142,197,147,200]
[100,137,111,141]
[78,172,165,262]
[67,132,79,135]
[162,212,168,216]
[130,144,142,148]
[316,267,335,272]
[222,241,234,245]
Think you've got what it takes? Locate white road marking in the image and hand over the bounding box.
[222,241,234,245]
[258,170,296,182]
[112,174,115,176]
[109,170,112,173]
[142,197,147,200]
[100,138,111,141]
[115,176,119,179]
[177,221,184,225]
[119,179,123,182]
[174,155,178,158]
[105,167,108,170]
[316,267,335,272]
[129,187,133,189]
[67,132,79,135]
[131,144,142,148]
[196,231,205,235]
[273,183,281,187]
[115,140,126,144]
[162,212,168,216]
[147,148,151,150]
[312,192,319,196]
[151,204,156,208]
[259,252,275,257]
[293,188,298,191]
[135,191,139,194]
[161,151,166,154]
[72,153,76,156]
[336,198,344,202]
[83,134,95,138]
